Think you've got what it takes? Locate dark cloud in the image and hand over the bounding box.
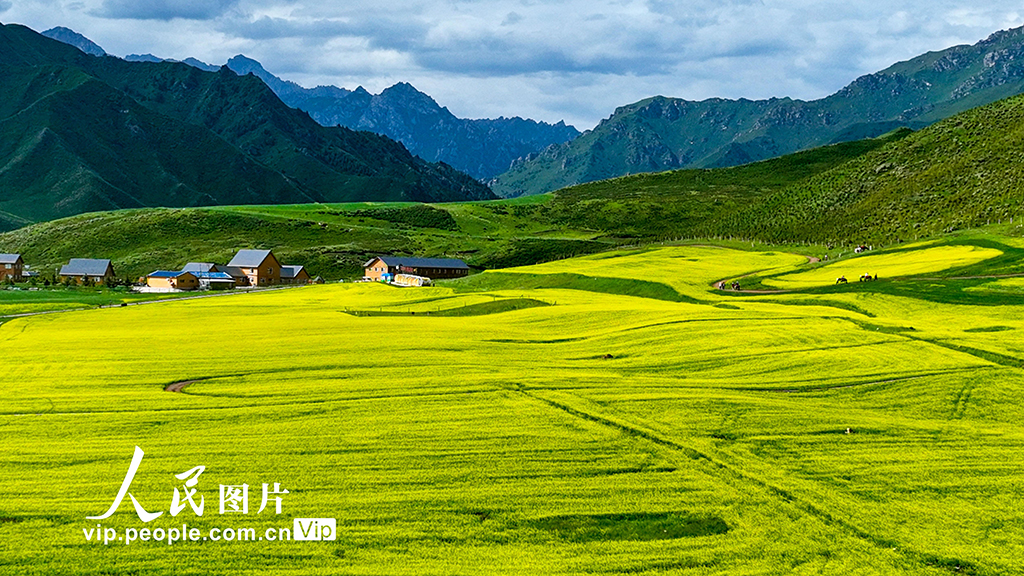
[96,0,239,21]
[6,0,1024,127]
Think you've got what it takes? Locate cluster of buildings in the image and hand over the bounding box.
[143,250,313,292]
[0,250,315,292]
[3,250,470,291]
[2,255,119,284]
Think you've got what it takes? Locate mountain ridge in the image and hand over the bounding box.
[492,25,1024,196]
[223,54,581,179]
[0,23,493,231]
[40,26,105,56]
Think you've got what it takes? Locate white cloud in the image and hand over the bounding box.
[1,0,1022,128]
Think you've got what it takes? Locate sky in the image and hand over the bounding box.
[1,1,1022,129]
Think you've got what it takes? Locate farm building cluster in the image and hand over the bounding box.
[3,250,467,290]
[363,256,469,286]
[143,250,315,292]
[0,250,318,292]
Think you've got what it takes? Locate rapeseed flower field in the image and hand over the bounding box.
[1,242,1022,574]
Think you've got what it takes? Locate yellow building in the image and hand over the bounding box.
[146,270,199,291]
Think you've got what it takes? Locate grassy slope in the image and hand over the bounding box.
[2,240,1024,574]
[0,133,893,280]
[0,200,612,281]
[511,91,1024,249]
[714,94,1024,244]
[6,90,1024,284]
[545,131,911,239]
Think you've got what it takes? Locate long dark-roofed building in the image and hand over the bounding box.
[363,256,469,282]
[190,270,236,290]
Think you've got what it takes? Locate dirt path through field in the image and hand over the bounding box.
[165,380,198,393]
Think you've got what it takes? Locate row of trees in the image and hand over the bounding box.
[3,275,133,289]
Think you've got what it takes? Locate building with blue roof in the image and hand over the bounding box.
[145,270,199,291]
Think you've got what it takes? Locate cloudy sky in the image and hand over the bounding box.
[1,1,1021,129]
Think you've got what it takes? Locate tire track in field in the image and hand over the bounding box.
[952,383,975,419]
[513,387,985,576]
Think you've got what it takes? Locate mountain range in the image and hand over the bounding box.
[0,23,492,231]
[115,51,580,181]
[224,56,580,180]
[9,85,1024,278]
[491,26,1024,196]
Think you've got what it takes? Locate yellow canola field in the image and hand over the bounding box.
[763,244,1001,288]
[2,242,1024,575]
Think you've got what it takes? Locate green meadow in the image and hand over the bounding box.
[1,239,1023,575]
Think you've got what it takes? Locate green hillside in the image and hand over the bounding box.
[711,94,1024,245]
[0,200,611,280]
[0,131,890,280]
[0,23,492,232]
[545,131,912,239]
[7,88,1024,280]
[542,91,1024,247]
[492,26,1024,197]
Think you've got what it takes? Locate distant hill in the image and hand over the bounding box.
[224,55,580,179]
[41,26,105,56]
[0,125,907,279]
[125,53,219,72]
[716,94,1024,245]
[493,26,1024,197]
[106,49,581,180]
[546,91,1024,246]
[9,89,1024,278]
[0,23,493,232]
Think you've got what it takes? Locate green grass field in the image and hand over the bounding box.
[0,286,203,317]
[1,239,1023,574]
